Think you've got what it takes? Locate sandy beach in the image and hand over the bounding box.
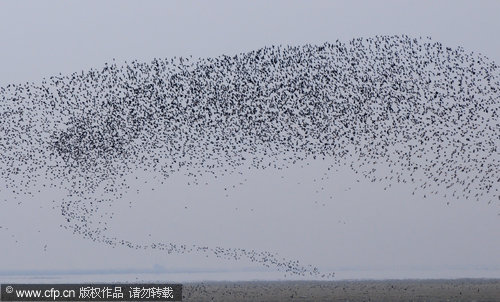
[182,279,500,302]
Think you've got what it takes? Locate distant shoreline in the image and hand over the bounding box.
[1,267,499,280]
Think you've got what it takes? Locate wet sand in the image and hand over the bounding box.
[182,279,500,301]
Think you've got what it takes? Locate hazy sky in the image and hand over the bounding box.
[1,0,500,86]
[0,0,499,281]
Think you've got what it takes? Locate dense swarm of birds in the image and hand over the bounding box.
[0,35,498,279]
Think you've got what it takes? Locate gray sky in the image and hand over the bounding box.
[0,0,499,281]
[1,0,500,86]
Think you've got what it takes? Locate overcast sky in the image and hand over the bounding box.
[0,0,499,281]
[1,0,500,86]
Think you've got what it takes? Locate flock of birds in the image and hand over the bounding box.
[0,35,498,279]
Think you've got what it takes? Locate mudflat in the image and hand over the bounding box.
[182,279,500,302]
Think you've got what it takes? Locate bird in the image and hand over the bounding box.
[0,35,498,279]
